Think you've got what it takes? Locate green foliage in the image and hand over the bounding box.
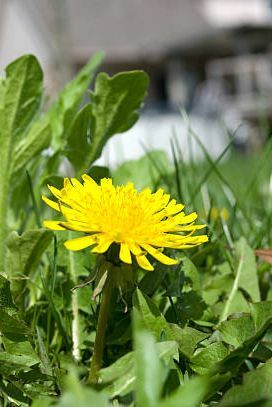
[219,359,272,406]
[1,52,272,406]
[66,70,149,173]
[134,312,164,407]
[49,52,104,150]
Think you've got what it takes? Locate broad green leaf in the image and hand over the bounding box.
[0,55,43,274]
[158,376,211,407]
[11,115,51,174]
[190,342,229,374]
[219,315,255,348]
[66,104,92,172]
[50,52,104,150]
[100,341,178,398]
[219,359,272,406]
[99,352,134,384]
[7,229,53,277]
[181,256,201,291]
[218,303,272,350]
[0,276,39,373]
[3,334,39,365]
[0,353,37,376]
[215,302,272,374]
[133,288,173,341]
[0,310,30,335]
[89,70,149,159]
[0,274,16,312]
[74,70,149,171]
[57,369,110,407]
[250,301,272,331]
[176,290,207,325]
[134,310,164,407]
[4,54,43,141]
[88,165,110,182]
[169,324,209,358]
[6,229,53,303]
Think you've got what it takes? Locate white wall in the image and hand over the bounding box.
[201,0,272,27]
[0,0,56,91]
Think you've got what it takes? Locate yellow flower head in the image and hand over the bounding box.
[42,175,208,271]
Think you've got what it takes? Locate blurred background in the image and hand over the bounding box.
[1,0,272,167]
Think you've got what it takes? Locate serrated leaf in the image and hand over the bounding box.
[11,115,51,174]
[65,104,92,172]
[7,229,53,277]
[0,274,16,312]
[0,310,30,335]
[169,324,209,358]
[0,55,44,274]
[0,352,36,376]
[219,315,255,348]
[50,52,104,150]
[4,54,43,141]
[71,70,149,172]
[215,302,272,375]
[89,70,148,161]
[190,342,229,374]
[133,288,173,341]
[250,301,272,331]
[6,229,53,303]
[219,359,272,406]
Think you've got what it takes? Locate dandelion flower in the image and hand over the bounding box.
[42,175,208,271]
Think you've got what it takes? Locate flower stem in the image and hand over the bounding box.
[88,271,113,384]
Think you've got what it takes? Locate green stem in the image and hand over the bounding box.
[219,247,245,323]
[68,232,80,362]
[88,271,113,384]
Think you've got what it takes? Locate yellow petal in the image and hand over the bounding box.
[48,185,63,199]
[42,195,60,212]
[129,242,143,256]
[174,212,197,224]
[136,254,154,271]
[119,243,132,264]
[100,178,113,190]
[174,235,209,248]
[43,220,65,230]
[92,238,113,254]
[59,221,92,232]
[165,200,184,215]
[82,174,98,187]
[64,235,98,250]
[70,178,83,189]
[169,224,206,232]
[141,244,178,266]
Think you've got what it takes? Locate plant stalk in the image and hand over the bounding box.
[219,248,244,322]
[88,271,113,384]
